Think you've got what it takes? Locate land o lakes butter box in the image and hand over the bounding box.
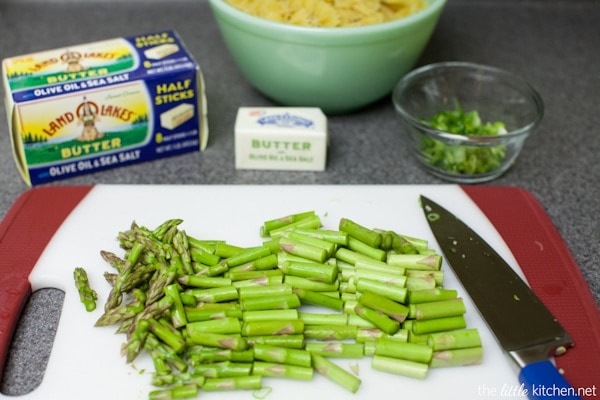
[2,30,208,186]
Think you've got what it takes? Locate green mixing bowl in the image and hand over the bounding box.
[208,0,447,114]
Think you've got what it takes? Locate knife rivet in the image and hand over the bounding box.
[555,346,567,357]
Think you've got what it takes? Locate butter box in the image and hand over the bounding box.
[2,30,208,186]
[235,107,327,171]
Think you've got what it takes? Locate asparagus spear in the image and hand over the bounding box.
[312,353,362,393]
[339,218,382,248]
[73,267,98,312]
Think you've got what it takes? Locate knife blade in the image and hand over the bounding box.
[420,195,582,400]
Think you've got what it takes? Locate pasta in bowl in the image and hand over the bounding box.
[225,0,428,27]
[208,0,446,114]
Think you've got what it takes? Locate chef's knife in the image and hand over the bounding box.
[420,195,582,400]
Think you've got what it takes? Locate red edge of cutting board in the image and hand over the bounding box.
[0,185,598,395]
[462,185,600,397]
[0,185,94,383]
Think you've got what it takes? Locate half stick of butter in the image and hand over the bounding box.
[235,107,327,171]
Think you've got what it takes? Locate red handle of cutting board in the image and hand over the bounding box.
[462,186,600,399]
[0,185,93,383]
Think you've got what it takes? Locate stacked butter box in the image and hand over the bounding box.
[2,30,208,186]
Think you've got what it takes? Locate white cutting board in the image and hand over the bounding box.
[5,185,526,400]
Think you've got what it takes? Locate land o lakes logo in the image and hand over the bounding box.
[40,96,135,141]
[257,113,314,129]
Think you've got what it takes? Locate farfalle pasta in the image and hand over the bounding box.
[226,0,427,27]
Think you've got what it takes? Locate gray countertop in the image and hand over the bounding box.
[1,0,599,396]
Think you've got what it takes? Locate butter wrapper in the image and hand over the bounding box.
[235,107,327,171]
[2,30,208,186]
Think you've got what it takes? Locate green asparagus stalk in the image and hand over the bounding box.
[408,288,458,304]
[347,237,387,261]
[185,307,242,323]
[145,333,188,373]
[240,293,301,311]
[73,267,98,312]
[178,275,232,288]
[227,254,278,272]
[278,236,329,263]
[357,291,409,323]
[246,334,305,349]
[148,318,186,354]
[355,328,385,342]
[354,305,400,335]
[237,283,293,299]
[298,312,348,326]
[354,269,407,287]
[95,303,137,327]
[335,247,378,266]
[279,260,338,283]
[292,227,349,246]
[374,337,433,363]
[232,275,283,288]
[226,269,283,282]
[260,210,317,237]
[284,275,339,292]
[253,343,312,367]
[242,309,298,322]
[387,254,442,271]
[185,286,239,303]
[306,342,364,358]
[427,328,482,351]
[173,230,194,275]
[149,383,198,400]
[186,317,241,335]
[213,242,245,258]
[252,361,314,380]
[372,355,429,379]
[224,245,272,268]
[123,318,149,363]
[164,284,187,328]
[120,262,157,292]
[312,353,362,393]
[284,231,337,258]
[202,375,263,391]
[268,214,322,238]
[186,332,248,351]
[405,275,437,291]
[241,319,304,336]
[430,347,484,367]
[386,230,421,254]
[190,247,221,266]
[193,361,253,377]
[410,316,467,335]
[406,270,444,286]
[355,278,408,304]
[293,288,344,311]
[303,324,359,341]
[354,258,405,275]
[100,250,127,273]
[339,218,382,249]
[408,298,466,320]
[188,348,254,364]
[347,313,377,329]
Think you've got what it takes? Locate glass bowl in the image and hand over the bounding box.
[392,62,544,183]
